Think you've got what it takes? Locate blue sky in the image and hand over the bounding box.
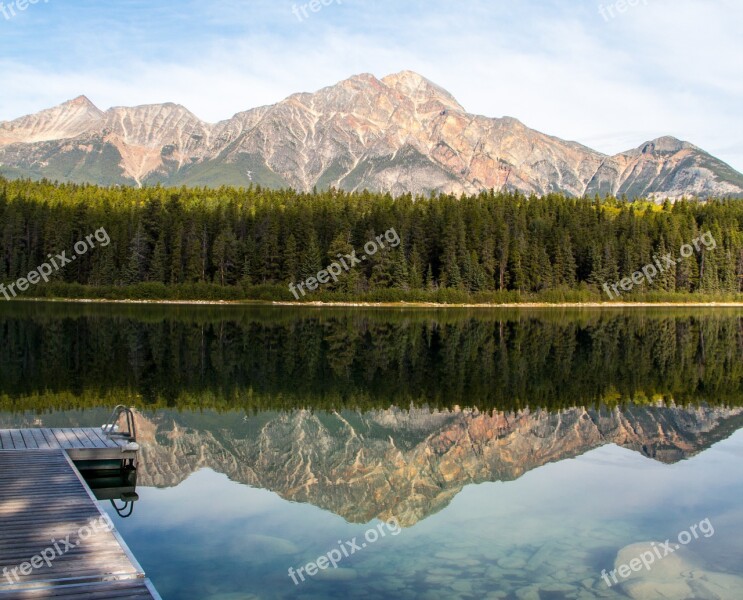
[1,0,742,170]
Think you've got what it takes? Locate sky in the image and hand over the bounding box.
[1,0,742,171]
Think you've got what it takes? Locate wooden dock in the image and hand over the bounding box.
[0,428,137,464]
[0,429,160,599]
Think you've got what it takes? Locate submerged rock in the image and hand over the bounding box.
[313,567,358,581]
[242,534,299,556]
[613,542,743,600]
[497,556,527,569]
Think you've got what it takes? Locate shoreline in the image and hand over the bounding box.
[7,298,743,309]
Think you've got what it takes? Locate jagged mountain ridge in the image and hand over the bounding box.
[2,71,742,198]
[131,405,743,526]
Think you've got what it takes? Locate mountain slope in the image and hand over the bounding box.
[1,72,741,199]
[131,405,743,526]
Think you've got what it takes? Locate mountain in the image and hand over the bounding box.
[0,95,104,146]
[2,71,742,198]
[129,405,743,526]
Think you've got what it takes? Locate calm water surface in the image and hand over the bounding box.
[1,303,742,599]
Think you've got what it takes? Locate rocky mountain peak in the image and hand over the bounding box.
[0,94,104,146]
[382,70,464,112]
[101,103,209,148]
[1,72,741,198]
[341,72,382,88]
[639,135,694,155]
[66,95,99,110]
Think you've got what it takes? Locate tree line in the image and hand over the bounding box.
[1,177,742,301]
[1,304,741,411]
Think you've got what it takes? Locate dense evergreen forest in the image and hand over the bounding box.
[1,177,742,302]
[1,303,742,412]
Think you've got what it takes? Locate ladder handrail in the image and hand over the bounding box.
[103,405,137,442]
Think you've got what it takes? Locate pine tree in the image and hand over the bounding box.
[426,264,437,291]
[300,232,322,280]
[408,244,424,289]
[326,232,359,293]
[183,223,203,283]
[390,241,409,289]
[553,232,577,287]
[212,230,239,286]
[149,237,168,283]
[170,224,184,284]
[283,234,299,284]
[126,222,148,284]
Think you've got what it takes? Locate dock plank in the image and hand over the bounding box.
[0,430,15,450]
[87,428,116,449]
[70,429,95,449]
[0,579,161,598]
[87,426,117,449]
[0,579,161,600]
[40,429,58,448]
[9,431,24,449]
[0,427,157,599]
[28,429,50,450]
[0,450,156,598]
[0,430,14,450]
[75,429,101,449]
[56,430,77,450]
[18,431,37,450]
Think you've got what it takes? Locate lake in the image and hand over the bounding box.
[1,302,742,599]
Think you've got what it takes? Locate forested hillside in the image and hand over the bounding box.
[1,177,742,302]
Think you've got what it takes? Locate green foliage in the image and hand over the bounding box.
[0,177,742,301]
